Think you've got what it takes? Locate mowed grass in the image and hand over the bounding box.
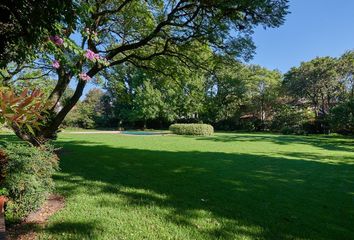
[3,132,354,239]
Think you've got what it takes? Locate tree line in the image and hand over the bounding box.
[62,50,354,135]
[0,0,289,145]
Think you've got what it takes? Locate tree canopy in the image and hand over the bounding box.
[0,0,290,145]
[284,57,342,116]
[0,0,75,66]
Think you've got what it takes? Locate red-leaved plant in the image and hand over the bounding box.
[0,88,50,136]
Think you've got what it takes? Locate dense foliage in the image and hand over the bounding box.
[282,53,354,134]
[271,105,315,135]
[330,98,354,134]
[0,88,50,145]
[169,124,214,136]
[0,0,289,145]
[2,1,353,138]
[0,0,75,66]
[60,50,354,136]
[0,143,58,222]
[63,88,106,129]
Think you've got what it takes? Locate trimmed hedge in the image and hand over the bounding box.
[169,124,214,136]
[0,143,58,223]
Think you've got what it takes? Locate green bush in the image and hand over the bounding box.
[280,126,305,135]
[169,124,214,136]
[0,187,8,196]
[280,126,293,135]
[1,143,59,223]
[330,98,354,134]
[271,105,315,134]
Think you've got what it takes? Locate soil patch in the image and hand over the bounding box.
[7,195,65,240]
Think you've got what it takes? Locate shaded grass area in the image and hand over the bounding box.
[1,133,354,239]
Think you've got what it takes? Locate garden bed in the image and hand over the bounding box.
[7,195,65,240]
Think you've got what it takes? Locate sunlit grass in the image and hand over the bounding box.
[2,132,353,239]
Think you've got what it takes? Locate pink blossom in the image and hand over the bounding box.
[79,72,91,81]
[84,49,100,61]
[52,60,60,69]
[49,35,64,46]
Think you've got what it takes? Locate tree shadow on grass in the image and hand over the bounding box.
[41,221,100,239]
[1,134,353,239]
[49,139,354,240]
[193,133,354,152]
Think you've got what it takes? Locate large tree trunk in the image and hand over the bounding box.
[33,80,87,144]
[47,69,73,111]
[12,66,103,145]
[11,123,42,146]
[12,80,86,146]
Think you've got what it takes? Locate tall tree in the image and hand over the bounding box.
[131,81,163,129]
[247,65,282,125]
[203,59,281,128]
[204,58,248,123]
[3,0,289,145]
[105,48,208,127]
[338,51,354,99]
[283,57,342,117]
[63,88,105,129]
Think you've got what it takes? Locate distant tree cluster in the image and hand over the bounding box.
[2,0,353,138]
[283,52,354,134]
[61,50,354,135]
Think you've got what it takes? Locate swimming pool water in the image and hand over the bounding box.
[121,131,162,135]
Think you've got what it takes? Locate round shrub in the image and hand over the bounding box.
[169,124,214,136]
[0,143,58,223]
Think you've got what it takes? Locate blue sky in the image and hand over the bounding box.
[250,0,354,73]
[81,0,354,97]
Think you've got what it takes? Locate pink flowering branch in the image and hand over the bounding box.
[79,72,91,81]
[84,49,100,62]
[52,60,60,69]
[49,35,64,46]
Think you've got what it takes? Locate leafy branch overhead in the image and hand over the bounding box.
[1,0,290,145]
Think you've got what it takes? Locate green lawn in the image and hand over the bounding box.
[3,132,354,239]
